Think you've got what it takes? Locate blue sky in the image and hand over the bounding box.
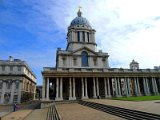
[1,0,160,85]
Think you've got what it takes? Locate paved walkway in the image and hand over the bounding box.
[88,99,160,115]
[0,105,12,118]
[1,110,32,120]
[56,103,124,120]
[24,108,48,120]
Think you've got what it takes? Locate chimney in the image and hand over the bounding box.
[9,56,13,61]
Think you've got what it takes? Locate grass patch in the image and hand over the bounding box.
[112,95,160,101]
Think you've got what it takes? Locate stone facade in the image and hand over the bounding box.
[42,9,160,101]
[0,56,36,104]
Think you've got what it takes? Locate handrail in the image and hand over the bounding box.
[47,104,61,120]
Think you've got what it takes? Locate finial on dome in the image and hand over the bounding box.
[77,6,82,17]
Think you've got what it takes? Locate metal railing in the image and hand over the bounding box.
[47,104,61,120]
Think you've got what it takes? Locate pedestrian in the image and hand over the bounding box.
[13,103,16,112]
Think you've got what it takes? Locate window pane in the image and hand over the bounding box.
[87,32,89,42]
[82,51,88,66]
[77,31,80,42]
[83,31,85,42]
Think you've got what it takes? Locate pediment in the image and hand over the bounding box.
[71,47,98,55]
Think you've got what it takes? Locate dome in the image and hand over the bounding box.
[70,9,92,28]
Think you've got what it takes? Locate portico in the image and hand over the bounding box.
[42,69,160,101]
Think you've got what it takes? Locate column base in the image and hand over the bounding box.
[55,97,63,101]
[69,97,76,100]
[93,96,97,99]
[105,95,112,98]
[144,93,151,96]
[135,94,142,96]
[126,95,131,97]
[152,92,159,95]
[81,96,88,99]
[115,95,122,98]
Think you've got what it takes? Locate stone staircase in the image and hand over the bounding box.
[79,100,160,120]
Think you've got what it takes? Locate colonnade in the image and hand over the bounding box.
[42,76,160,101]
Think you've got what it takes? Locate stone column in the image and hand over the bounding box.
[153,78,158,94]
[0,81,6,104]
[59,78,63,100]
[104,78,107,98]
[117,78,122,97]
[72,78,76,100]
[114,78,118,97]
[69,78,72,100]
[42,77,46,100]
[81,78,84,99]
[152,77,158,94]
[10,81,15,103]
[127,78,131,96]
[107,78,111,98]
[96,78,99,98]
[93,78,96,98]
[17,81,22,103]
[134,78,138,96]
[33,85,36,100]
[145,78,150,95]
[55,78,59,101]
[159,78,160,88]
[124,78,128,96]
[46,78,49,100]
[84,78,88,99]
[143,77,147,95]
[136,78,141,96]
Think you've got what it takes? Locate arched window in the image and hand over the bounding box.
[81,51,88,66]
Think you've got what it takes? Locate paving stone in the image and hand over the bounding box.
[2,110,32,120]
[24,108,48,120]
[56,103,124,120]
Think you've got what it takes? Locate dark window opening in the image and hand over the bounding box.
[81,51,88,66]
[77,31,80,42]
[83,31,85,42]
[87,32,89,42]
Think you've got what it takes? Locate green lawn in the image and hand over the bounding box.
[112,95,160,101]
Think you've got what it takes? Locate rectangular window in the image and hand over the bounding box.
[18,66,21,71]
[16,82,19,89]
[62,57,66,66]
[7,82,11,89]
[77,31,80,42]
[10,66,13,71]
[2,66,5,71]
[83,31,85,42]
[0,83,2,89]
[73,58,77,66]
[13,95,18,103]
[87,32,89,42]
[93,58,97,66]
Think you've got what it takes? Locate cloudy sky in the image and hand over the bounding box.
[1,0,160,85]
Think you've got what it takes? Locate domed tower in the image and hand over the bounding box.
[130,59,139,70]
[56,9,109,69]
[66,9,97,51]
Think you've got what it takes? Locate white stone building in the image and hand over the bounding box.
[0,56,36,104]
[42,9,160,101]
